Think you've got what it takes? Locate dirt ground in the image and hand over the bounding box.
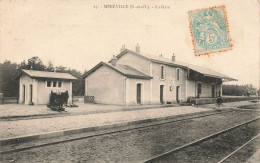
[1,110,259,163]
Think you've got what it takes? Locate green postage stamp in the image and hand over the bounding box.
[188,5,232,56]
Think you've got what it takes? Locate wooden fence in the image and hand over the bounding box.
[84,96,94,103]
[189,96,259,105]
[0,97,19,104]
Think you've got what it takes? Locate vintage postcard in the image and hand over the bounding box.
[0,0,259,162]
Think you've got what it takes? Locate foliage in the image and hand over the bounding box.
[17,56,46,71]
[0,61,20,97]
[55,66,85,96]
[0,57,86,97]
[27,57,46,71]
[46,61,54,72]
[222,84,257,96]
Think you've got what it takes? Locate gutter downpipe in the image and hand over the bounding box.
[149,62,152,105]
[124,77,128,106]
[195,81,197,98]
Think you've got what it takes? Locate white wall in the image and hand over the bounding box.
[127,78,150,105]
[37,79,72,104]
[190,81,222,98]
[116,52,150,75]
[86,65,125,105]
[19,74,34,104]
[19,74,73,105]
[116,53,188,104]
[151,62,187,103]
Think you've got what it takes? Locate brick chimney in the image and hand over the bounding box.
[120,45,126,52]
[135,43,140,53]
[172,53,175,62]
[111,55,117,66]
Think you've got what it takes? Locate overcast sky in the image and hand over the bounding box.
[0,0,259,88]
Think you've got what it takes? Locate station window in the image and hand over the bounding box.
[58,81,62,87]
[161,65,165,80]
[176,68,180,81]
[53,81,57,87]
[47,81,51,87]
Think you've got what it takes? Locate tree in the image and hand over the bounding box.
[55,65,67,72]
[55,66,85,96]
[19,60,27,70]
[68,69,85,96]
[0,60,20,97]
[46,61,54,72]
[0,57,85,97]
[222,84,257,96]
[27,56,46,70]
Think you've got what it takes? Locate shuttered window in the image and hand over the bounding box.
[176,68,180,81]
[46,81,62,88]
[47,81,51,87]
[161,65,165,80]
[53,81,57,87]
[58,81,62,87]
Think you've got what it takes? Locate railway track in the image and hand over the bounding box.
[0,110,233,155]
[1,110,259,163]
[142,117,260,163]
[217,133,260,163]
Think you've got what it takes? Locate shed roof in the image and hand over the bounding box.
[113,49,237,81]
[13,69,77,80]
[82,62,152,79]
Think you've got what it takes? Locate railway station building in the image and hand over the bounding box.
[13,69,77,105]
[83,45,236,105]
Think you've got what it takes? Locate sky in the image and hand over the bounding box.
[0,0,259,88]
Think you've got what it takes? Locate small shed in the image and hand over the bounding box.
[13,69,77,105]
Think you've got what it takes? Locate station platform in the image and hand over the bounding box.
[0,105,213,143]
[0,100,257,145]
